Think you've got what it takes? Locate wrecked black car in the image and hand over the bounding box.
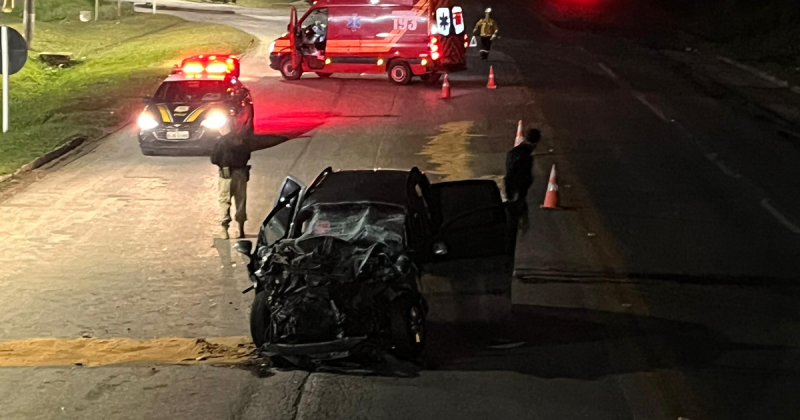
[235,167,512,361]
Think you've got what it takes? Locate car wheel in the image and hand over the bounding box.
[390,295,426,357]
[315,72,332,78]
[250,290,271,349]
[388,61,412,85]
[280,57,302,80]
[420,73,441,85]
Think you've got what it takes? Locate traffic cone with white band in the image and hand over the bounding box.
[487,66,497,89]
[541,164,560,209]
[515,120,525,147]
[442,73,451,99]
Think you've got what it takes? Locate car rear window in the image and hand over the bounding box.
[153,81,229,103]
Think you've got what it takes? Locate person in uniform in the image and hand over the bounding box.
[505,129,540,228]
[211,136,251,240]
[473,8,499,61]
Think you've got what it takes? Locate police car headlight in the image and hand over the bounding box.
[269,41,276,54]
[201,111,229,130]
[138,113,159,130]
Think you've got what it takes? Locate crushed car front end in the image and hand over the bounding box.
[248,204,427,361]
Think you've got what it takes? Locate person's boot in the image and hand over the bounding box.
[219,226,229,240]
[237,223,245,239]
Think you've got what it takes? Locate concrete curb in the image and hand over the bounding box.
[134,2,236,14]
[0,136,86,185]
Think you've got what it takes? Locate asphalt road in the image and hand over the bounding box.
[1,0,799,419]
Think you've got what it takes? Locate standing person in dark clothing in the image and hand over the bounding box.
[211,136,251,240]
[505,129,540,226]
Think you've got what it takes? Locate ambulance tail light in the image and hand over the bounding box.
[430,36,440,61]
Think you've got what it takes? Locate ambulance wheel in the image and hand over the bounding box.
[388,61,412,85]
[280,57,302,80]
[315,72,332,78]
[420,73,442,85]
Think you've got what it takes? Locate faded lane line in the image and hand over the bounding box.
[633,93,668,122]
[597,62,619,81]
[598,62,669,123]
[760,199,800,235]
[0,336,255,367]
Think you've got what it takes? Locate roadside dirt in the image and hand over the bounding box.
[0,336,255,367]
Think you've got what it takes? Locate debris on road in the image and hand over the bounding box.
[0,337,255,367]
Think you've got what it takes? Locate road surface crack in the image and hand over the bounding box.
[290,372,312,420]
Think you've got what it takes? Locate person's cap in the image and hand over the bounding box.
[485,7,492,13]
[526,128,542,142]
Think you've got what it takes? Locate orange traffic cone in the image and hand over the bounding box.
[442,74,451,99]
[487,66,497,89]
[515,120,525,147]
[540,164,560,209]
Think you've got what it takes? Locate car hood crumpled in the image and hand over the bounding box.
[252,206,420,349]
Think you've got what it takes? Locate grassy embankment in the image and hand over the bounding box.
[0,0,255,175]
[182,0,306,9]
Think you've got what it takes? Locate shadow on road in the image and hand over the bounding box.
[423,304,734,379]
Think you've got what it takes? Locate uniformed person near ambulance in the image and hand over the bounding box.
[473,8,499,61]
[211,136,251,240]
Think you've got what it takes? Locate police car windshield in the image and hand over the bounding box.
[153,80,228,103]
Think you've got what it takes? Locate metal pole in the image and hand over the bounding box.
[117,0,120,18]
[23,0,34,47]
[95,0,98,21]
[2,27,9,133]
[152,1,156,14]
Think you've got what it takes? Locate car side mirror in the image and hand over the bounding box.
[142,96,152,105]
[433,241,448,256]
[234,240,252,256]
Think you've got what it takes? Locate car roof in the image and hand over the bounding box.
[162,74,236,83]
[301,170,412,210]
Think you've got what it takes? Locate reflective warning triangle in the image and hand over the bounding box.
[469,36,477,47]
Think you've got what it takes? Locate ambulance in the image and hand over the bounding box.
[268,0,468,84]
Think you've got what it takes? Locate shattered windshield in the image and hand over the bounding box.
[296,204,406,248]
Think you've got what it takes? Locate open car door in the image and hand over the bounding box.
[289,6,300,73]
[256,176,306,251]
[429,179,511,260]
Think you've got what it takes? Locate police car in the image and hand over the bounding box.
[138,55,253,156]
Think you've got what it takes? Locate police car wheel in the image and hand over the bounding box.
[280,58,302,80]
[388,62,412,85]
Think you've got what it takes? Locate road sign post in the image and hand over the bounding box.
[23,0,33,46]
[95,0,98,21]
[2,27,8,133]
[1,26,29,133]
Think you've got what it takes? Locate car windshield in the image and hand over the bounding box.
[295,203,406,248]
[152,80,229,103]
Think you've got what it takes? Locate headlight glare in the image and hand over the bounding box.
[201,111,229,130]
[138,113,159,130]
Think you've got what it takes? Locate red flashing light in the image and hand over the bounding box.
[182,62,205,74]
[205,62,229,74]
[430,37,438,44]
[432,44,439,52]
[431,52,440,60]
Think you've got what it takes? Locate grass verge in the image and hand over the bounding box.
[182,0,306,10]
[0,0,255,175]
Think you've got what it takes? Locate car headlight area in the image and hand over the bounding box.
[201,111,231,135]
[138,113,159,130]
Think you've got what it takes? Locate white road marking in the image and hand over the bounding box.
[705,153,743,179]
[760,199,800,234]
[597,62,619,80]
[598,62,668,122]
[717,56,790,88]
[633,93,668,122]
